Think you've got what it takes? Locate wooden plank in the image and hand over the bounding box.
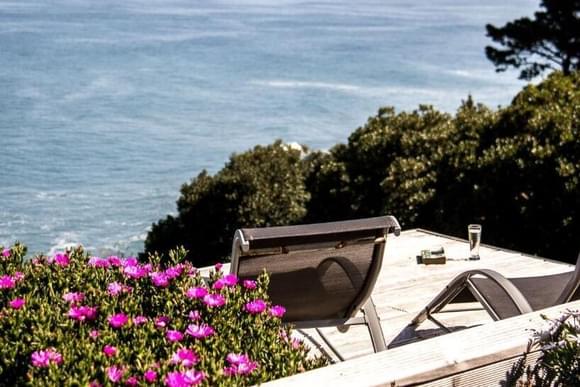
[264,300,580,386]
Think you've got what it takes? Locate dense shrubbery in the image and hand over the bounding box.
[0,243,325,386]
[146,71,580,264]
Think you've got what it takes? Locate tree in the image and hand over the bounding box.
[485,0,580,79]
[144,141,310,266]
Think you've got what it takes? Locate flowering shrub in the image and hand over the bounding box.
[0,243,326,385]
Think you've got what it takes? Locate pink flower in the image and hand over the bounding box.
[151,272,170,287]
[123,265,149,279]
[188,310,201,321]
[68,306,98,322]
[108,256,122,267]
[108,313,130,329]
[202,293,226,308]
[166,330,184,342]
[269,305,286,318]
[185,287,207,299]
[31,348,63,368]
[103,345,117,357]
[242,280,257,290]
[9,298,25,309]
[165,265,183,279]
[54,253,70,266]
[89,380,102,387]
[214,262,223,271]
[213,274,238,290]
[185,323,215,339]
[107,282,131,296]
[122,257,139,267]
[0,274,16,289]
[170,348,199,368]
[62,292,85,304]
[155,316,170,329]
[143,369,157,383]
[88,256,111,268]
[223,353,258,376]
[245,299,267,314]
[13,271,24,281]
[90,330,100,339]
[165,370,204,387]
[133,315,148,325]
[107,365,125,383]
[125,376,139,386]
[1,248,10,257]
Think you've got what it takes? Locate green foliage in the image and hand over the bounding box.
[145,141,310,266]
[508,310,580,386]
[485,0,580,79]
[0,245,326,386]
[147,71,580,265]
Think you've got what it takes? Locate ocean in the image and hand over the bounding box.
[0,0,537,256]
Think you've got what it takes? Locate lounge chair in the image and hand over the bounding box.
[411,252,580,331]
[230,216,401,359]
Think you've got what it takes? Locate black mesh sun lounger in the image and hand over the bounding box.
[230,216,401,359]
[411,252,580,330]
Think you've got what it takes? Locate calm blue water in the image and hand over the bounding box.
[0,0,536,255]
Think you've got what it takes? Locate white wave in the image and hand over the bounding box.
[250,80,361,92]
[48,236,83,255]
[61,75,134,102]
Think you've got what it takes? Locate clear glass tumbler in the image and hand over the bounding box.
[468,224,482,260]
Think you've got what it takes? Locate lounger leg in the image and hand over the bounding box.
[362,298,387,352]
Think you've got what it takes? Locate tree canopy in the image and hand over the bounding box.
[485,0,580,79]
[146,71,580,266]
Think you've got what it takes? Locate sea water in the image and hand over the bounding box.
[0,0,537,255]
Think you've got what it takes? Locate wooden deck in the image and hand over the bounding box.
[255,228,576,385]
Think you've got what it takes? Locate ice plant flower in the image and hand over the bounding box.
[143,369,157,383]
[107,255,122,267]
[185,287,207,299]
[107,282,124,296]
[223,353,258,376]
[165,370,205,387]
[88,256,111,269]
[89,330,100,339]
[62,291,85,304]
[108,313,129,329]
[154,316,170,328]
[203,293,226,308]
[133,315,148,325]
[54,253,70,266]
[125,376,139,386]
[103,345,117,357]
[150,271,170,287]
[165,264,183,279]
[170,348,199,368]
[188,310,201,321]
[186,323,215,339]
[269,305,286,318]
[122,257,138,267]
[13,271,25,281]
[166,330,184,342]
[123,265,148,279]
[0,274,16,290]
[1,248,10,258]
[245,299,267,314]
[212,274,238,290]
[107,365,125,383]
[9,298,25,309]
[242,280,257,290]
[214,262,223,271]
[68,305,98,322]
[31,348,63,368]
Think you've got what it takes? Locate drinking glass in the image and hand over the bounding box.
[468,224,482,260]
